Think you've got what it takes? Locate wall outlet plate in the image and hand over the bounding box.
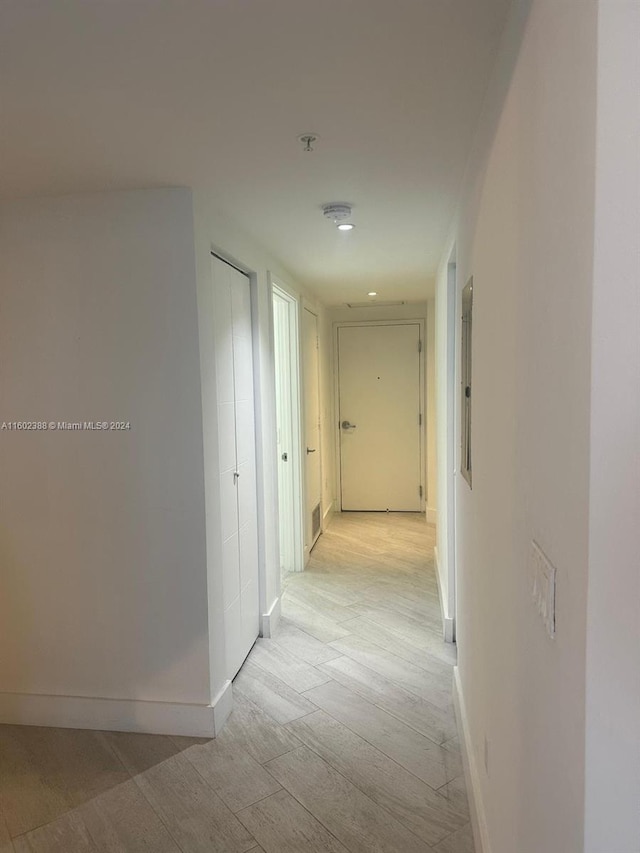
[530,540,557,638]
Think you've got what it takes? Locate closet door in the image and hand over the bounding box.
[212,256,259,679]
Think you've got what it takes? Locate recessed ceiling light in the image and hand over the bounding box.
[337,223,355,231]
[368,291,377,296]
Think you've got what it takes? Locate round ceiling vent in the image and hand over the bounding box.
[322,203,352,223]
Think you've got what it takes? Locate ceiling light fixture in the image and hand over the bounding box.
[368,291,377,296]
[338,223,355,231]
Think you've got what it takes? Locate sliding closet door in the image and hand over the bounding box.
[212,255,259,679]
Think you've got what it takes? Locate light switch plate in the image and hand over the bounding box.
[530,540,556,638]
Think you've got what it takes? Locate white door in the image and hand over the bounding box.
[338,323,422,511]
[273,287,303,577]
[212,255,259,679]
[303,307,322,553]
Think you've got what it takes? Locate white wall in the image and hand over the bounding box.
[434,0,532,642]
[437,1,602,850]
[0,188,213,733]
[584,2,640,849]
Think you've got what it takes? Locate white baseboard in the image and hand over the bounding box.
[210,679,233,735]
[426,506,438,525]
[443,616,455,643]
[434,546,455,643]
[0,691,220,738]
[453,668,492,853]
[260,595,281,638]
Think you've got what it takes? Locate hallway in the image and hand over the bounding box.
[237,511,473,852]
[0,514,473,853]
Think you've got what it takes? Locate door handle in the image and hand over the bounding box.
[306,447,316,454]
[341,421,357,430]
[233,471,240,484]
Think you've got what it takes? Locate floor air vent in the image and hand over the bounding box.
[312,503,321,540]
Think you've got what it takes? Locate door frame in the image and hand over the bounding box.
[333,319,426,513]
[301,300,324,560]
[270,277,305,576]
[445,256,458,641]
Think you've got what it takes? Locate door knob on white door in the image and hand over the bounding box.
[306,447,316,454]
[341,420,357,430]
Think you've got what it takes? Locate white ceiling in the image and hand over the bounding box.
[0,0,511,304]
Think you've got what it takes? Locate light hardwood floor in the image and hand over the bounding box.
[0,512,474,853]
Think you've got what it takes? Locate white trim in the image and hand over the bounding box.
[260,594,281,638]
[211,679,234,735]
[434,546,455,643]
[426,506,438,525]
[445,257,458,643]
[323,499,335,527]
[271,277,305,576]
[453,668,492,853]
[0,691,224,738]
[333,318,426,512]
[302,301,323,554]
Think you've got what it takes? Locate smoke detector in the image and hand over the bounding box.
[322,203,353,224]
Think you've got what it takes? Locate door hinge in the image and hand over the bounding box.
[418,339,422,353]
[418,413,422,426]
[419,485,423,498]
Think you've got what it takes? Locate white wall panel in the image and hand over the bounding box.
[0,188,210,720]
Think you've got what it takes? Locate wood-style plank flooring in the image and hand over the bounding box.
[0,512,474,852]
